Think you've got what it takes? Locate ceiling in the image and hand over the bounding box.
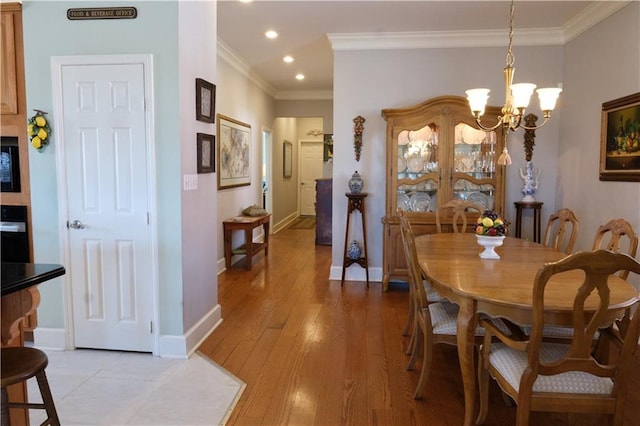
[217,1,628,99]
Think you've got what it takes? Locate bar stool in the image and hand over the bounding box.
[1,347,60,426]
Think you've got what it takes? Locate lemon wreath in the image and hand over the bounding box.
[27,110,51,151]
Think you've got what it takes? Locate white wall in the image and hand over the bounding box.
[216,57,276,270]
[332,45,564,278]
[178,1,219,334]
[559,2,640,288]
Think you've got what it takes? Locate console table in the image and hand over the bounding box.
[223,215,271,270]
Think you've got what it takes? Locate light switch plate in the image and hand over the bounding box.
[183,174,198,191]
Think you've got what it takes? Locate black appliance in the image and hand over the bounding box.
[1,205,30,263]
[1,136,21,193]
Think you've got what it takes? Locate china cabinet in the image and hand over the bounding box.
[381,95,506,290]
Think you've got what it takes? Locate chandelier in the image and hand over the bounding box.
[465,0,562,141]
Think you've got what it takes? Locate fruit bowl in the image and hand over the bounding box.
[476,235,505,259]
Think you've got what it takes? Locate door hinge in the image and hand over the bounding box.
[150,321,153,334]
[147,212,150,225]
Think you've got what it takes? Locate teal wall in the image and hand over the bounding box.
[22,1,184,335]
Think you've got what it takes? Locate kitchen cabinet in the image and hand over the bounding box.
[380,95,505,290]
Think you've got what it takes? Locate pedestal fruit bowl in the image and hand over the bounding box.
[475,210,506,259]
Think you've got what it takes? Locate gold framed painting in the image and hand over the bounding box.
[599,92,640,182]
[217,114,251,189]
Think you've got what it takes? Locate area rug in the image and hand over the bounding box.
[289,216,316,229]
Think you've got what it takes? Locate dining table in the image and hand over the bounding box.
[414,233,639,426]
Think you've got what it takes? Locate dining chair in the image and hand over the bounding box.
[592,218,638,280]
[476,250,640,426]
[397,209,444,350]
[541,208,579,254]
[398,209,515,399]
[593,218,639,340]
[435,199,484,234]
[532,217,638,343]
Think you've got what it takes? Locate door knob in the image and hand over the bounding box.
[68,220,85,230]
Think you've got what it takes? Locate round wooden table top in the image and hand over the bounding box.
[415,233,639,314]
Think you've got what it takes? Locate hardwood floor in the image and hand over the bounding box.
[198,227,640,426]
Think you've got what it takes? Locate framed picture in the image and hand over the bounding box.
[195,78,215,123]
[217,114,251,189]
[197,133,215,174]
[600,92,640,182]
[323,133,333,162]
[283,140,292,178]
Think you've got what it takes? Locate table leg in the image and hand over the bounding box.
[515,206,523,238]
[456,298,478,426]
[263,221,270,256]
[224,228,232,269]
[245,228,253,270]
[534,210,541,243]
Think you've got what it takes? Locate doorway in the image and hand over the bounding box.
[262,128,272,216]
[298,140,324,216]
[52,55,158,353]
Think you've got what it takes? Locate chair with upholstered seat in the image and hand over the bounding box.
[435,199,484,234]
[541,208,579,254]
[397,208,444,345]
[476,250,640,425]
[532,217,638,342]
[398,209,515,399]
[1,346,60,426]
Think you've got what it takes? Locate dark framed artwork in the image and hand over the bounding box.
[283,140,292,178]
[197,133,215,174]
[323,133,333,162]
[195,78,215,123]
[599,92,640,182]
[217,114,251,189]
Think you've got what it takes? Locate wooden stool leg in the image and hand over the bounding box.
[1,388,9,426]
[35,371,60,426]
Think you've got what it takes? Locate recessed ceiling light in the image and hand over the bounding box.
[295,74,305,80]
[265,30,278,39]
[239,0,252,3]
[283,56,294,63]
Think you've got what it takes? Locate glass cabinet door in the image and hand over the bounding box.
[396,123,439,213]
[451,123,498,212]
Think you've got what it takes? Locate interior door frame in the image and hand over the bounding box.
[297,139,324,216]
[51,54,160,354]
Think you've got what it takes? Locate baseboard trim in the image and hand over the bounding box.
[159,304,222,359]
[33,306,223,359]
[33,327,68,351]
[272,212,298,234]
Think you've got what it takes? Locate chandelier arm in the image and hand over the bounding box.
[520,116,550,131]
[474,118,503,132]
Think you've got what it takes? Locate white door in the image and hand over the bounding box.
[60,63,154,352]
[299,141,324,216]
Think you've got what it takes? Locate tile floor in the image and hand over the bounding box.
[24,348,245,425]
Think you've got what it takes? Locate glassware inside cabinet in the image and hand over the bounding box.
[397,123,439,180]
[454,123,496,178]
[453,179,496,211]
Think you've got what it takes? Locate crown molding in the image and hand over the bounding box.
[328,28,564,51]
[562,1,631,42]
[275,90,333,101]
[329,2,632,51]
[216,39,277,98]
